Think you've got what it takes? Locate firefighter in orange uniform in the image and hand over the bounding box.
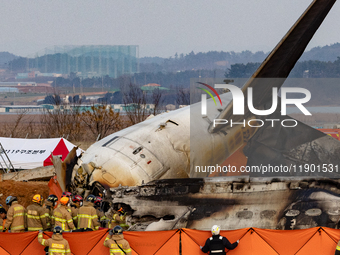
[44,194,58,230]
[26,194,49,231]
[59,192,72,211]
[104,226,132,255]
[53,197,75,232]
[107,207,129,230]
[94,196,107,227]
[3,196,26,233]
[77,194,100,231]
[70,195,83,227]
[38,226,71,255]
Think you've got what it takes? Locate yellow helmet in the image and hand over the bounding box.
[32,194,43,204]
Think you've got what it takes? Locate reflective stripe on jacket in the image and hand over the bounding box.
[44,201,55,230]
[336,240,340,254]
[103,234,132,255]
[77,202,99,230]
[26,203,48,231]
[38,232,71,255]
[96,208,108,227]
[4,201,26,232]
[53,205,75,231]
[108,213,128,229]
[70,205,79,227]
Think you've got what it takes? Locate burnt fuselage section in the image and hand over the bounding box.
[105,176,340,231]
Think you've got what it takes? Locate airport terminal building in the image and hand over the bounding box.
[24,45,139,78]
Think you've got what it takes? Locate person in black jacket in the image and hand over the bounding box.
[201,225,239,255]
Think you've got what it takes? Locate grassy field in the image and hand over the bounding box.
[0,93,45,105]
[0,85,118,105]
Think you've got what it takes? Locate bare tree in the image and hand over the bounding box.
[23,116,39,138]
[80,104,124,140]
[151,88,165,115]
[4,111,28,137]
[40,104,83,141]
[122,83,150,125]
[176,86,190,106]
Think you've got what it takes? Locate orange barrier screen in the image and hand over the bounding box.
[48,177,62,199]
[0,227,339,254]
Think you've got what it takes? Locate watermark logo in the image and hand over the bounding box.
[197,82,222,116]
[199,83,312,128]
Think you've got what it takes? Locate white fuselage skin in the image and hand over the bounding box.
[79,92,251,188]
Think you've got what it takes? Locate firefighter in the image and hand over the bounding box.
[94,196,107,227]
[77,194,100,231]
[3,196,26,233]
[0,205,7,232]
[70,195,83,227]
[60,192,72,210]
[44,194,58,230]
[26,194,49,231]
[104,225,132,255]
[38,226,71,255]
[335,239,340,255]
[107,207,129,230]
[53,197,75,232]
[60,192,73,217]
[201,225,239,255]
[61,192,72,199]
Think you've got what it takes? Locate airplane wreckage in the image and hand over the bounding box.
[52,0,340,231]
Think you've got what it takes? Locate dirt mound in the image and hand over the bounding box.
[0,180,49,209]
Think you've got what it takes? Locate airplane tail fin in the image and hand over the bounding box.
[210,0,337,133]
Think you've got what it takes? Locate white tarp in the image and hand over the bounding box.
[0,137,82,170]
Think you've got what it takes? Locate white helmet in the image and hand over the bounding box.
[211,225,220,235]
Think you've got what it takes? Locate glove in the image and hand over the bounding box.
[237,240,240,244]
[109,229,114,235]
[39,230,43,233]
[200,246,203,250]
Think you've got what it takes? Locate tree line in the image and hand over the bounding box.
[225,57,340,78]
[47,69,225,90]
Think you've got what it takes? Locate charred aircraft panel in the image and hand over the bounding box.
[106,177,340,231]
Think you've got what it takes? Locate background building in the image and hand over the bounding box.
[21,45,139,78]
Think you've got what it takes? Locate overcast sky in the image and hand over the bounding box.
[1,0,339,58]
